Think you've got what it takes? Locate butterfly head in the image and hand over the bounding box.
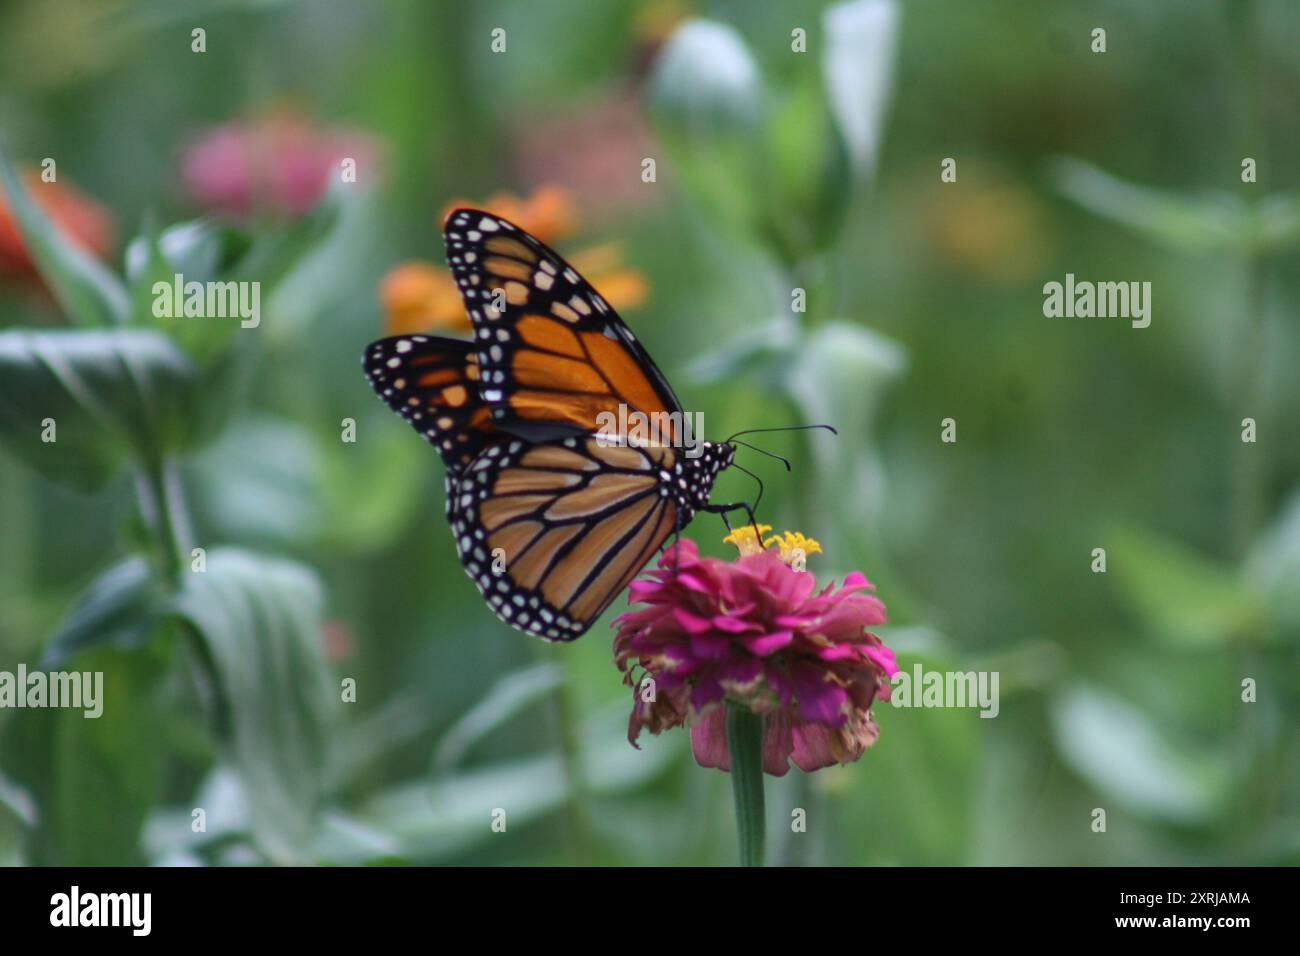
[709,440,736,471]
[696,440,735,485]
[672,440,734,518]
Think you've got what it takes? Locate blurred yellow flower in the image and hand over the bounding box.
[379,185,648,337]
[919,165,1051,284]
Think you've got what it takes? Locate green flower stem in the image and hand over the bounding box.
[555,673,588,862]
[1228,0,1280,839]
[536,646,588,863]
[726,701,766,866]
[134,454,190,588]
[1229,0,1270,561]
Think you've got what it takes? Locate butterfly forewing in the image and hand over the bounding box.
[363,334,496,472]
[364,208,734,642]
[442,208,686,446]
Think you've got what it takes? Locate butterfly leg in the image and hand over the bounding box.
[703,501,761,542]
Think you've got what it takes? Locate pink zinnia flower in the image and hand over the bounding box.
[613,533,898,776]
[181,109,381,220]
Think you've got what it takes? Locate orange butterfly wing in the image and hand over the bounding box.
[363,334,496,472]
[364,210,734,641]
[448,435,680,640]
[443,208,686,446]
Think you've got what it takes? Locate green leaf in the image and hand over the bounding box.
[686,313,799,385]
[1107,525,1263,647]
[760,73,853,256]
[1,643,169,865]
[784,321,906,546]
[1051,157,1300,254]
[0,772,36,829]
[432,664,564,773]
[0,328,200,490]
[125,220,249,365]
[1050,685,1229,824]
[648,20,766,237]
[821,0,899,180]
[340,753,568,863]
[328,704,677,864]
[834,649,979,864]
[1254,193,1300,249]
[40,557,164,666]
[168,548,335,864]
[141,767,254,863]
[1244,493,1300,633]
[124,219,251,288]
[186,414,429,554]
[185,415,322,547]
[228,183,344,293]
[785,320,906,448]
[0,771,36,866]
[0,146,128,326]
[317,425,430,553]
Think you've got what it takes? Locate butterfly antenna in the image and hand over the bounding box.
[730,439,791,471]
[725,423,838,443]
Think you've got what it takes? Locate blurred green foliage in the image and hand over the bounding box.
[0,0,1297,866]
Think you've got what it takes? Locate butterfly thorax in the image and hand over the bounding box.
[661,439,734,524]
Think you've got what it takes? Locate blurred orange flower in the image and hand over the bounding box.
[443,185,578,245]
[378,261,461,333]
[0,169,114,279]
[380,186,648,337]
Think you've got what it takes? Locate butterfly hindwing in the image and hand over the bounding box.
[448,434,680,640]
[442,208,686,446]
[363,334,496,472]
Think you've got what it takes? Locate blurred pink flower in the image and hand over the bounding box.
[181,109,381,219]
[614,535,897,777]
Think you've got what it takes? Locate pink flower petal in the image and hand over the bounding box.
[690,707,729,771]
[790,663,850,725]
[743,629,794,655]
[689,631,732,660]
[790,722,840,773]
[761,711,794,776]
[673,606,714,634]
[712,614,758,634]
[865,642,899,677]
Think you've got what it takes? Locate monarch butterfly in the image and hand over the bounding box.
[364,208,783,640]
